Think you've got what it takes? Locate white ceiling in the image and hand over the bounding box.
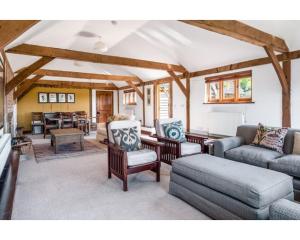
[6,20,300,87]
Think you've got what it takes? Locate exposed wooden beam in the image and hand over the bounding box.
[264,46,289,93]
[7,43,186,73]
[0,20,39,50]
[34,79,118,90]
[25,69,141,82]
[5,56,54,94]
[127,80,144,100]
[119,49,300,91]
[282,60,291,127]
[13,75,43,100]
[180,20,289,53]
[167,70,187,97]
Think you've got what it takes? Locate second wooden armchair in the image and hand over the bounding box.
[155,118,207,165]
[107,120,162,191]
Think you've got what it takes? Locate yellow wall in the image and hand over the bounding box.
[17,87,90,131]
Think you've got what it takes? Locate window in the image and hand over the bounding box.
[206,70,252,104]
[123,91,137,105]
[155,82,172,119]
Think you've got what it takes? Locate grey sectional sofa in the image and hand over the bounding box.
[214,125,300,199]
[169,154,294,219]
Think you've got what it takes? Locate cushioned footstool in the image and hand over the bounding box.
[169,154,294,220]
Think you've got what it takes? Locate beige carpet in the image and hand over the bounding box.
[12,134,210,220]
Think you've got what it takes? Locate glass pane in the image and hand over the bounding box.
[239,77,252,99]
[223,80,235,99]
[209,82,220,101]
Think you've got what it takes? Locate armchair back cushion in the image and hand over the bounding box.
[108,120,141,144]
[155,118,181,137]
[162,120,186,142]
[236,125,300,155]
[111,126,141,152]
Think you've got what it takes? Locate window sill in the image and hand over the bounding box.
[203,101,255,105]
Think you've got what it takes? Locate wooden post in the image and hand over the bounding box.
[117,90,120,114]
[186,73,191,132]
[169,80,173,118]
[153,82,157,125]
[142,85,145,125]
[282,60,291,127]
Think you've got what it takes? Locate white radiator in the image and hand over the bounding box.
[207,112,245,136]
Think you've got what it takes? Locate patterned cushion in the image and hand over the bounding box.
[252,123,288,153]
[111,126,141,152]
[162,120,186,142]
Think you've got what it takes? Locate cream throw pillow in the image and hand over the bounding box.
[293,132,300,155]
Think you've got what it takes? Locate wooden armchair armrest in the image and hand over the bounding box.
[108,142,127,155]
[156,135,181,145]
[141,139,163,161]
[185,133,207,152]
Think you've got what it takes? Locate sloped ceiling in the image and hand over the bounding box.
[5,20,300,88]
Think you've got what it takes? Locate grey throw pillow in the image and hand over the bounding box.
[111,126,141,152]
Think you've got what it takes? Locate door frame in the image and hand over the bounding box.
[96,91,114,123]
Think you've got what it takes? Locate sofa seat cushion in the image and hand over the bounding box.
[225,145,283,168]
[127,149,157,166]
[181,142,201,156]
[269,154,300,178]
[172,154,293,208]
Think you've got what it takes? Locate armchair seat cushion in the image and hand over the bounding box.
[269,154,300,178]
[127,149,157,166]
[225,145,282,168]
[181,142,201,156]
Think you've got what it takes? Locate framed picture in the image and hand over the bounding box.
[48,93,57,103]
[38,92,48,103]
[146,88,151,106]
[67,93,75,103]
[58,93,66,103]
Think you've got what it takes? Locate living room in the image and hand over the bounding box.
[1,0,300,239]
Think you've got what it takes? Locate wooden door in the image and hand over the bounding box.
[96,91,113,123]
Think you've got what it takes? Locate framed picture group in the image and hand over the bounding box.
[38,92,75,103]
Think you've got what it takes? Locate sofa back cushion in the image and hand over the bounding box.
[236,125,300,154]
[236,125,258,145]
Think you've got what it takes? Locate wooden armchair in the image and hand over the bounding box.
[107,120,161,191]
[155,118,207,165]
[43,112,61,138]
[61,112,74,128]
[31,112,44,134]
[74,111,89,135]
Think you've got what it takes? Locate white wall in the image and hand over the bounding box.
[117,60,300,133]
[190,64,284,134]
[172,80,187,128]
[118,88,144,123]
[144,85,154,126]
[291,59,300,128]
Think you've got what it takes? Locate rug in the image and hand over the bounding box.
[33,139,106,163]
